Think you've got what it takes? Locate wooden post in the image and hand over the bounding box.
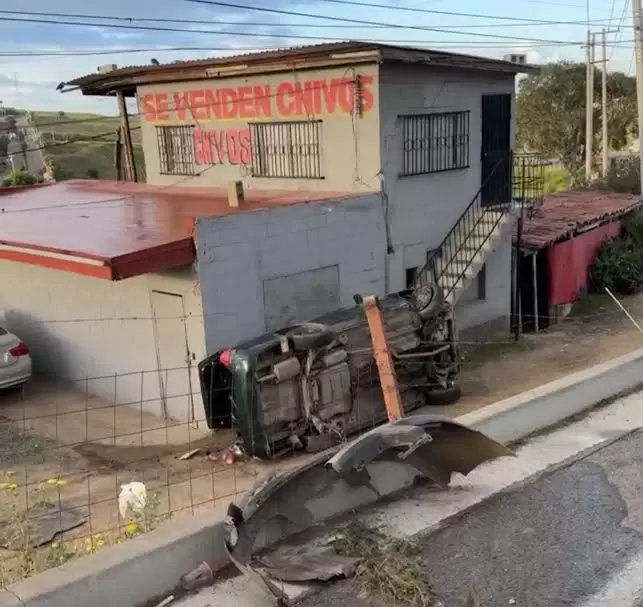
[114,128,123,181]
[116,91,137,182]
[355,294,404,422]
[532,252,539,332]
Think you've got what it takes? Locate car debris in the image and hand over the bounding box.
[223,415,513,605]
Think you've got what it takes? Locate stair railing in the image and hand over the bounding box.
[414,154,512,303]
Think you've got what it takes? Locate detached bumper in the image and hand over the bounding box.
[224,414,514,604]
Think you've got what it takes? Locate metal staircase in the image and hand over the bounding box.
[416,153,543,307]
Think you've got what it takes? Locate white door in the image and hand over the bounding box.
[150,291,194,422]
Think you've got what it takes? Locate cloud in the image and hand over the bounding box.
[0,0,595,113]
[90,27,144,41]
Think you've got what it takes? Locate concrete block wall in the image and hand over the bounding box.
[194,193,387,353]
[454,229,512,334]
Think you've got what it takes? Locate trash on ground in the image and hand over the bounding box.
[180,560,214,591]
[0,501,87,548]
[118,481,147,519]
[155,595,175,607]
[176,448,202,461]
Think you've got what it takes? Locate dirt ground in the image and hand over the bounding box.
[0,291,642,582]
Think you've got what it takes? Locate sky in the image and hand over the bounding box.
[0,0,633,114]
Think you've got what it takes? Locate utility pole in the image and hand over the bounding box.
[601,29,609,177]
[585,31,595,182]
[633,0,643,191]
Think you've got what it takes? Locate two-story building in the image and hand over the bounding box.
[0,42,537,423]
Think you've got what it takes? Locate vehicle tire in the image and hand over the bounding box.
[286,323,335,351]
[411,283,444,320]
[423,383,461,406]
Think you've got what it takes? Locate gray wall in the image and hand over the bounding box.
[378,63,516,332]
[195,194,386,353]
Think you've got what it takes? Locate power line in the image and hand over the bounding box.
[0,13,581,46]
[0,7,627,29]
[0,38,637,62]
[608,0,631,61]
[0,127,140,162]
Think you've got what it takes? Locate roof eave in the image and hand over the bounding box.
[379,46,540,74]
[65,42,540,97]
[67,47,383,97]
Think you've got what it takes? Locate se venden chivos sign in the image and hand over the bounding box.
[140,76,375,166]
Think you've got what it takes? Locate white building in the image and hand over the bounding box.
[0,42,538,422]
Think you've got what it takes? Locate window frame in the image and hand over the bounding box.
[156,125,197,177]
[249,120,324,180]
[400,110,471,177]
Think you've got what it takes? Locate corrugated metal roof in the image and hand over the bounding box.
[65,40,537,94]
[0,179,358,279]
[519,190,643,249]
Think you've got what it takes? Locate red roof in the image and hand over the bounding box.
[0,180,355,280]
[519,190,643,249]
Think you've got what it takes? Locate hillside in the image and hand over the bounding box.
[19,110,144,181]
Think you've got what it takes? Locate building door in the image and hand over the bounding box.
[481,93,512,207]
[150,290,194,421]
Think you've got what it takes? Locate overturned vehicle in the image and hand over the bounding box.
[198,269,460,459]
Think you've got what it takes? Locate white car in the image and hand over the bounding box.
[0,325,32,390]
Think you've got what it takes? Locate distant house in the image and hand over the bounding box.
[514,190,643,331]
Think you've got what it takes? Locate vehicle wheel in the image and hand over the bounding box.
[424,383,461,406]
[412,283,444,320]
[286,323,335,351]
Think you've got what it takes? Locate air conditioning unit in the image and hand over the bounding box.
[97,64,119,74]
[503,54,527,65]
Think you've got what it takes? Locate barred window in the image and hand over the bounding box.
[156,125,196,176]
[401,111,470,176]
[250,120,323,179]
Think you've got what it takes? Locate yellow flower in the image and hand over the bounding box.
[93,534,105,548]
[52,542,60,549]
[46,477,67,486]
[6,483,17,492]
[126,522,138,534]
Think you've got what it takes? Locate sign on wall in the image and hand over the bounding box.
[192,126,251,166]
[139,75,374,123]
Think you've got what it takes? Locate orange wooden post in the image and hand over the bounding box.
[356,294,404,422]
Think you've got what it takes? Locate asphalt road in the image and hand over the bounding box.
[298,429,643,607]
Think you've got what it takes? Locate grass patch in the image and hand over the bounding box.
[30,110,145,181]
[334,522,437,607]
[568,294,616,320]
[460,338,534,370]
[543,165,572,194]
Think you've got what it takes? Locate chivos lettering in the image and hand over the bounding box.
[140,76,374,122]
[193,127,251,166]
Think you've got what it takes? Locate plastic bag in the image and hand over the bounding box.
[118,481,147,519]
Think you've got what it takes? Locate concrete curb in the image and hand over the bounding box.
[458,345,643,443]
[4,346,643,607]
